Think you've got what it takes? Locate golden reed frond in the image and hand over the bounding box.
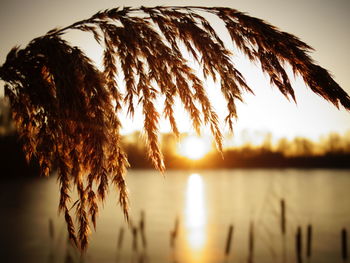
[0,6,349,250]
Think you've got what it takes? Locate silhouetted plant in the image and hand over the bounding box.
[0,6,349,250]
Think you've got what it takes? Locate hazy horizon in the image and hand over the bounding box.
[1,0,350,141]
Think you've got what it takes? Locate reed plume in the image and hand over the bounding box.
[0,6,349,250]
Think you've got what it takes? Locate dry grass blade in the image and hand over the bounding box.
[0,5,349,250]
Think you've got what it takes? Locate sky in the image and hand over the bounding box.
[0,0,349,143]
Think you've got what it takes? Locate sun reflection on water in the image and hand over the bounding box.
[185,173,207,261]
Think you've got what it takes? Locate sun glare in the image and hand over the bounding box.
[185,173,207,251]
[178,136,211,160]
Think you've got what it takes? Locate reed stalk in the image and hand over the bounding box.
[48,218,55,263]
[280,199,287,263]
[117,227,124,250]
[248,221,254,263]
[170,216,179,248]
[132,226,138,252]
[306,224,312,259]
[225,224,234,256]
[139,210,147,249]
[342,228,348,262]
[281,199,286,235]
[49,218,54,241]
[296,226,303,263]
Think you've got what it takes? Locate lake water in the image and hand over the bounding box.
[1,169,349,263]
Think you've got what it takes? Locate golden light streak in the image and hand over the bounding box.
[185,173,207,253]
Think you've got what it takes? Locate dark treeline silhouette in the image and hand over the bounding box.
[1,131,349,177]
[124,132,350,169]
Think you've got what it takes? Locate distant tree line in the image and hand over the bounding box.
[1,131,349,178]
[123,132,350,169]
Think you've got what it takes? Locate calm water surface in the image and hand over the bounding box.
[1,169,349,263]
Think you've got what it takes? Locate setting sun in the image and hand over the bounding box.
[178,136,211,160]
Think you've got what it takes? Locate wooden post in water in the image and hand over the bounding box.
[170,216,179,248]
[306,224,312,259]
[248,221,254,263]
[132,226,138,252]
[296,226,303,263]
[117,227,124,250]
[342,228,348,262]
[139,210,147,249]
[49,218,54,241]
[48,218,54,262]
[225,224,234,257]
[280,199,287,263]
[281,199,286,235]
